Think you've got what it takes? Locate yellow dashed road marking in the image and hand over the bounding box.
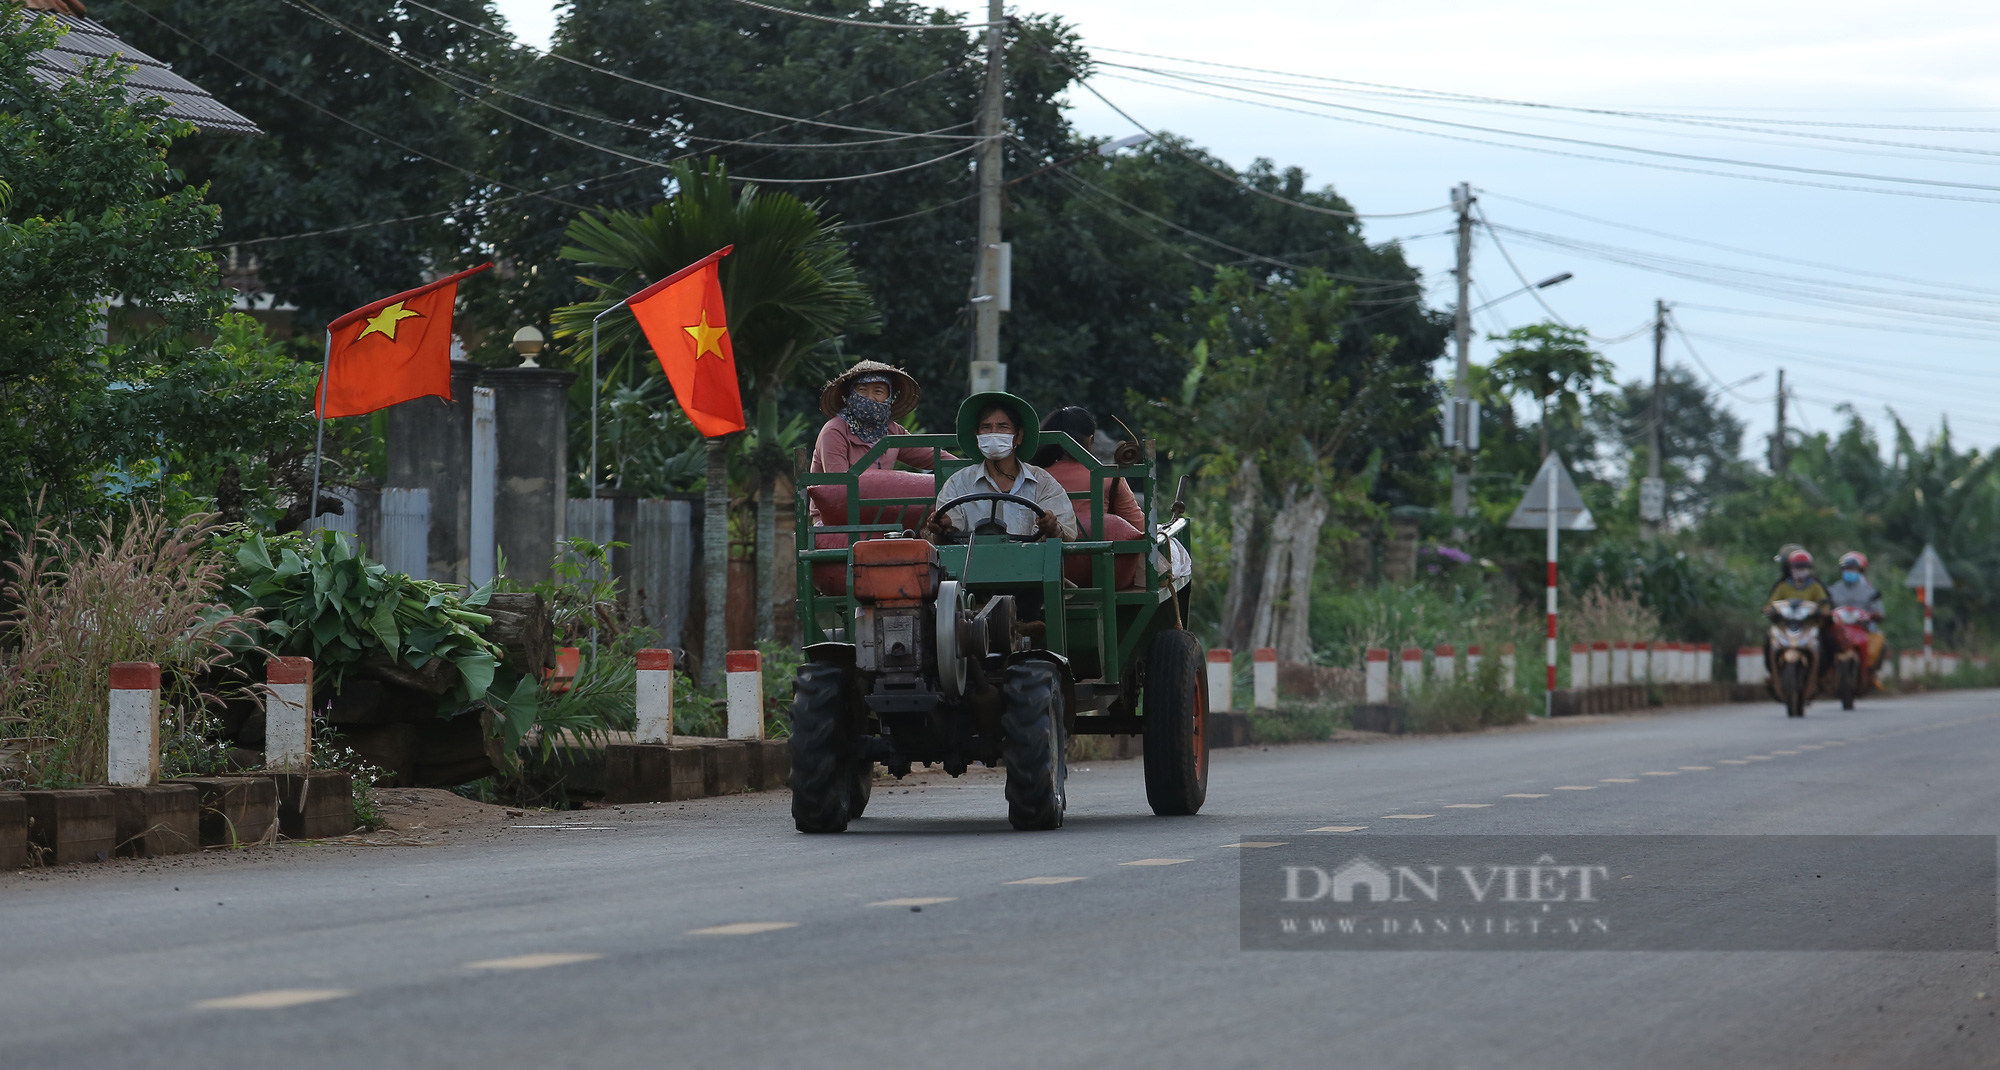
[1600,778,1639,783]
[1679,766,1712,771]
[868,897,956,907]
[1553,786,1596,791]
[1443,803,1493,809]
[1005,876,1087,885]
[1641,771,1678,776]
[1221,842,1288,849]
[1308,825,1369,832]
[466,953,605,970]
[1380,814,1435,820]
[1502,793,1549,798]
[1119,859,1192,866]
[686,922,799,936]
[193,989,352,1011]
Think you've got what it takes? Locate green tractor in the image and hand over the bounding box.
[789,392,1207,832]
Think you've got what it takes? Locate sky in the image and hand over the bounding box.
[490,0,2000,466]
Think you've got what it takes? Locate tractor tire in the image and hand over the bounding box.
[1001,661,1067,831]
[1142,629,1209,816]
[789,662,853,833]
[848,761,875,819]
[1837,659,1857,710]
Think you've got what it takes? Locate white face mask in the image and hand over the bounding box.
[977,433,1016,459]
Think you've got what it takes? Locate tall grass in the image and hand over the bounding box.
[0,509,250,786]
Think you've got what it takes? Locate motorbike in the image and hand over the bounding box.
[1766,598,1826,718]
[1827,605,1875,710]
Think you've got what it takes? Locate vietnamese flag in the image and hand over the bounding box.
[316,263,493,418]
[627,245,744,437]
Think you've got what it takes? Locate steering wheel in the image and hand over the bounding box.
[923,491,1047,543]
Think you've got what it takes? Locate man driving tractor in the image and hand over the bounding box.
[925,392,1078,543]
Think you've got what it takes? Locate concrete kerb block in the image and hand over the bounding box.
[257,771,354,839]
[1206,649,1233,713]
[174,777,278,848]
[602,742,705,803]
[725,650,764,740]
[700,740,751,796]
[108,783,199,857]
[106,662,160,788]
[748,739,791,792]
[0,792,28,869]
[265,657,313,772]
[23,789,115,865]
[635,649,675,744]
[1363,648,1389,704]
[1252,648,1279,710]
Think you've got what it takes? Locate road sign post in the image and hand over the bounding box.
[1905,544,1954,672]
[1507,455,1595,717]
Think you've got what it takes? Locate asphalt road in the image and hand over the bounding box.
[5,690,1999,1070]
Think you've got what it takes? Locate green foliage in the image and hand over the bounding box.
[1250,701,1339,745]
[1404,654,1533,733]
[1488,322,1611,458]
[222,528,512,710]
[0,6,229,530]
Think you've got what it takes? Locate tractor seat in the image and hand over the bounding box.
[807,469,935,596]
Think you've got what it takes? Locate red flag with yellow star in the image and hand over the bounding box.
[627,245,744,437]
[316,263,493,418]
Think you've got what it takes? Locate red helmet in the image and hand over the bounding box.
[1840,551,1869,572]
[1786,549,1813,566]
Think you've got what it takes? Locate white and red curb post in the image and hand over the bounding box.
[1589,641,1609,688]
[1206,649,1234,713]
[725,650,763,740]
[107,662,161,788]
[1737,647,1764,687]
[1696,643,1713,682]
[1498,643,1517,692]
[1401,647,1423,695]
[1432,644,1456,686]
[1569,643,1588,693]
[1631,641,1650,683]
[1610,641,1630,685]
[265,657,313,772]
[1252,648,1279,710]
[1465,644,1483,678]
[1363,648,1389,704]
[636,649,675,744]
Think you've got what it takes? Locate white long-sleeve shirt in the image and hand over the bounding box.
[935,461,1079,540]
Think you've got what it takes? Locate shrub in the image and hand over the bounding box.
[1404,654,1533,733]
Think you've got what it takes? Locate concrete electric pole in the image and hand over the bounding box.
[968,0,1008,396]
[1771,368,1789,474]
[1449,182,1474,518]
[1640,299,1667,535]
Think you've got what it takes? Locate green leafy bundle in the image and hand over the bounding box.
[223,529,513,710]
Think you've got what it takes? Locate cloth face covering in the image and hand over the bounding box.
[977,433,1015,459]
[1843,570,1861,584]
[840,394,895,445]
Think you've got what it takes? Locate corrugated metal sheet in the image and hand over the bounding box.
[24,11,261,137]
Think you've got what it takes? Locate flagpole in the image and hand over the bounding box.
[309,328,331,532]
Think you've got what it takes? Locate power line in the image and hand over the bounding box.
[1472,206,1568,327]
[722,0,1001,30]
[1090,69,2000,206]
[1065,75,1454,221]
[1675,303,2000,343]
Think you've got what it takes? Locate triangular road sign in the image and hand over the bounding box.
[1507,454,1596,531]
[1905,543,1954,589]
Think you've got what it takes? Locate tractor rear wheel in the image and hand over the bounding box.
[1143,629,1208,816]
[789,662,853,833]
[1001,661,1067,830]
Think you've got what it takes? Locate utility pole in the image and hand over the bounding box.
[1771,368,1789,473]
[968,0,1007,396]
[1640,299,1667,536]
[1449,181,1474,518]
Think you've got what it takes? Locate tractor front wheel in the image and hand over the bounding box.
[1143,629,1209,816]
[790,662,854,833]
[1002,661,1067,831]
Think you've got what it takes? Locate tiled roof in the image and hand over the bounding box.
[20,4,261,137]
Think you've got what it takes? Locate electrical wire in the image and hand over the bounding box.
[397,0,984,140]
[722,0,1001,30]
[1666,314,1768,401]
[1675,303,2000,343]
[1065,75,1454,220]
[1473,206,1569,327]
[1090,70,2000,207]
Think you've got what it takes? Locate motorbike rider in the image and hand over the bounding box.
[1765,547,1832,674]
[1826,551,1888,677]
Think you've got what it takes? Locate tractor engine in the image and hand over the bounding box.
[851,536,944,714]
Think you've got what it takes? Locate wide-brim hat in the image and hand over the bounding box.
[956,391,1040,460]
[819,360,920,419]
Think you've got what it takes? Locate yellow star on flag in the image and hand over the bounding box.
[683,309,728,360]
[356,300,423,342]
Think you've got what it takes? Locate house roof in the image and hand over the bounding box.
[19,0,261,137]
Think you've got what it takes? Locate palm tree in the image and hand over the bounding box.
[1488,323,1612,459]
[553,159,876,682]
